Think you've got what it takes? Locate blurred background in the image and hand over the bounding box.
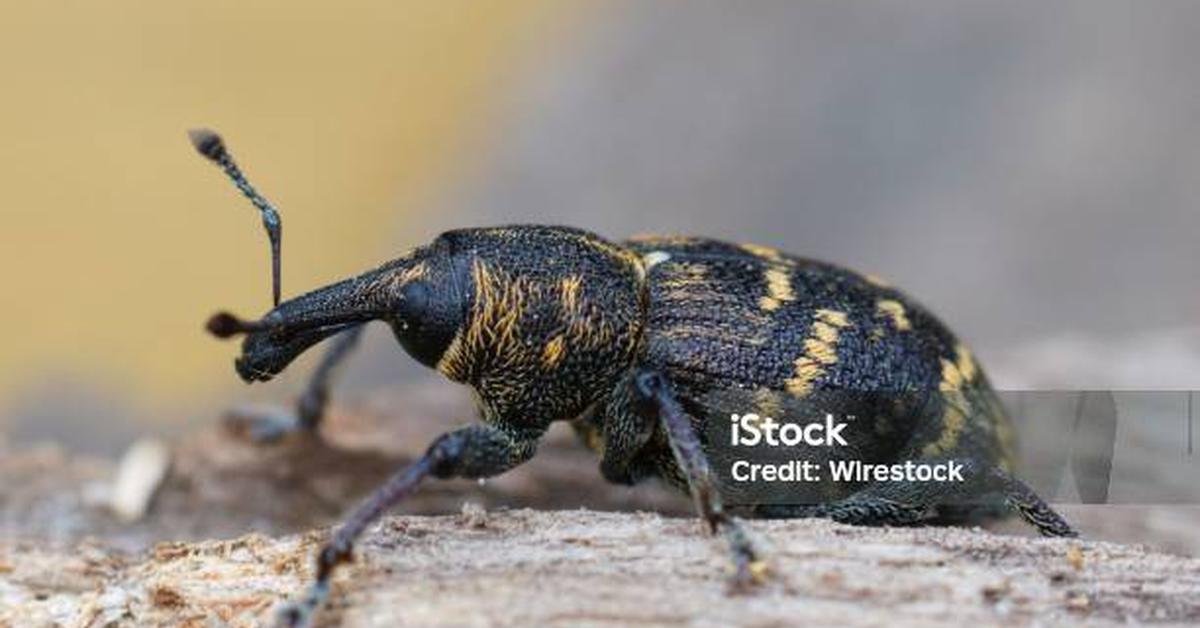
[1,1,1198,548]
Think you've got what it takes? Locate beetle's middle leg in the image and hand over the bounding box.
[631,369,768,592]
[225,325,365,444]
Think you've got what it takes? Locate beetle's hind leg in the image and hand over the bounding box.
[632,369,769,593]
[755,497,933,527]
[225,325,365,444]
[987,466,1077,537]
[754,459,1076,537]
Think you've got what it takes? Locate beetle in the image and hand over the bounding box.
[188,129,1075,626]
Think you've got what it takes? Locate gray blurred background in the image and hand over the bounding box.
[437,1,1200,371]
[427,0,1200,506]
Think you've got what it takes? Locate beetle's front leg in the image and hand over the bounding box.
[277,423,540,628]
[631,369,769,593]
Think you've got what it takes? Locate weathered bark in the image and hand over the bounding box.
[2,387,1199,626]
[4,509,1200,627]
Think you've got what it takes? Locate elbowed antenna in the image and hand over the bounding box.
[188,128,283,306]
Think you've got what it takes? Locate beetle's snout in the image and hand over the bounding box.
[234,339,280,383]
[205,310,294,382]
[209,268,394,383]
[233,319,360,383]
[233,329,292,383]
[234,356,268,382]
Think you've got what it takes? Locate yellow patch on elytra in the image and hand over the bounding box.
[875,299,911,331]
[541,334,566,369]
[922,391,968,456]
[955,343,977,382]
[785,309,851,397]
[753,388,783,419]
[924,344,980,455]
[814,309,850,328]
[740,243,786,263]
[803,338,838,365]
[785,358,824,397]
[939,358,963,392]
[758,267,795,311]
[938,344,977,392]
[863,273,891,288]
[811,321,838,344]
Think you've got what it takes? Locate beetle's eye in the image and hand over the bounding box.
[396,281,430,329]
[391,278,459,369]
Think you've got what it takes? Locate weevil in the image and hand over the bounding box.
[188,129,1075,626]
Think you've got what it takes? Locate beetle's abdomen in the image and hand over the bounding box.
[624,235,1013,466]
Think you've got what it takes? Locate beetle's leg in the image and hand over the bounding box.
[631,369,768,593]
[277,423,541,628]
[988,466,1078,537]
[225,325,365,444]
[588,375,658,485]
[754,458,1076,537]
[755,496,933,526]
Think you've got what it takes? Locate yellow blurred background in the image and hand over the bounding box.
[0,1,582,425]
[3,1,1199,459]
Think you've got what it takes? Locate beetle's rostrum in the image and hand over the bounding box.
[192,130,1076,628]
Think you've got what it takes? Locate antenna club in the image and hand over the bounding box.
[207,311,249,339]
[188,128,227,162]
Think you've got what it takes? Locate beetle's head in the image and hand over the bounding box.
[209,242,467,383]
[191,128,467,382]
